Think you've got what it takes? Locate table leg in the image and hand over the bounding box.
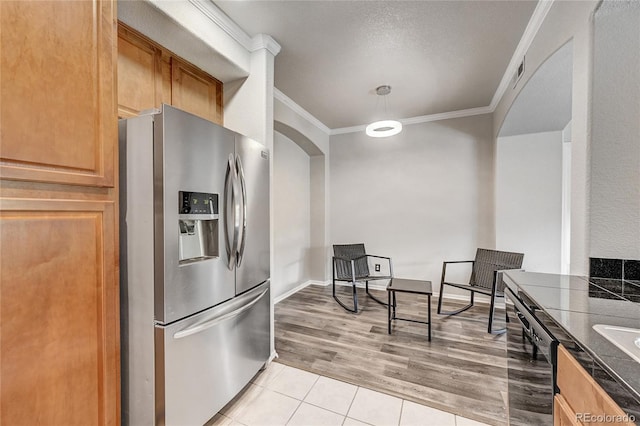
[428,294,432,341]
[393,292,397,318]
[387,290,391,334]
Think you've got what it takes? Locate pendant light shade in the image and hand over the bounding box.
[367,85,402,138]
[366,120,403,137]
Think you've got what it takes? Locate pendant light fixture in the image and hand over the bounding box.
[366,85,402,138]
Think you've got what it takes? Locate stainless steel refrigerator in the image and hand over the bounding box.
[119,105,270,426]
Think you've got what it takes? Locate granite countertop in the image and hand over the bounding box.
[502,270,640,404]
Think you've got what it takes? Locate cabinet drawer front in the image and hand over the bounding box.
[557,345,634,425]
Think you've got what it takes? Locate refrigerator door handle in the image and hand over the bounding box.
[224,154,238,269]
[236,155,248,267]
[172,287,269,339]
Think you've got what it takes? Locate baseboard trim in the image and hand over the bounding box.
[274,280,313,304]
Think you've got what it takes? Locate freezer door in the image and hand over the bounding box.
[235,135,270,295]
[156,281,270,426]
[155,105,236,323]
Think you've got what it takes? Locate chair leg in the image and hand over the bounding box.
[352,280,358,313]
[437,284,475,316]
[332,283,358,313]
[387,290,392,334]
[488,277,506,334]
[332,263,358,313]
[365,280,388,307]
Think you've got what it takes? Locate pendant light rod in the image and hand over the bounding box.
[367,85,402,138]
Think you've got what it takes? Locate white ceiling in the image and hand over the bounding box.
[215,0,538,129]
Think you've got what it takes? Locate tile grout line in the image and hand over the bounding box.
[398,399,405,426]
[283,399,303,426]
[344,386,361,422]
[301,374,321,401]
[274,370,320,426]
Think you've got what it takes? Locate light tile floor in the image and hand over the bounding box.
[208,362,491,426]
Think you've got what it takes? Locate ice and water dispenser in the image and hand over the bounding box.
[178,191,219,262]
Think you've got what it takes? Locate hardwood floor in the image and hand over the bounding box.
[274,284,510,426]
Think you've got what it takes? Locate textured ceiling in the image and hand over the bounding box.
[215,0,538,129]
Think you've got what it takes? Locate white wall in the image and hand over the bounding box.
[496,131,563,273]
[589,0,640,260]
[273,132,312,299]
[330,114,494,293]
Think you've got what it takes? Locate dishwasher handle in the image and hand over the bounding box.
[173,287,269,339]
[505,287,557,363]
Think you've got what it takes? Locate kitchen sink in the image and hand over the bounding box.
[593,324,640,363]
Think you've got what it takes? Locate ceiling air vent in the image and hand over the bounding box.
[513,57,525,88]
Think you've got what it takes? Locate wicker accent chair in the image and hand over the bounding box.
[437,248,524,333]
[332,244,393,313]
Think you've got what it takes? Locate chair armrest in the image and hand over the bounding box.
[365,254,392,261]
[441,260,474,284]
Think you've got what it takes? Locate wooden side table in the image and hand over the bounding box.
[386,278,433,341]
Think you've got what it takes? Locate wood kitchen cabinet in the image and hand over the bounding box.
[554,345,634,426]
[0,0,117,188]
[117,24,165,118]
[171,57,223,124]
[117,23,223,124]
[0,1,120,425]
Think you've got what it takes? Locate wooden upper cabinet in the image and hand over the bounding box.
[117,25,163,118]
[0,0,117,187]
[117,23,223,125]
[171,57,223,124]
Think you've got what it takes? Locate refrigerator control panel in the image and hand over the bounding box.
[179,191,218,215]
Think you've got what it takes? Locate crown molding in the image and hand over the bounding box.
[401,105,494,126]
[189,0,253,51]
[489,0,555,110]
[329,105,493,135]
[274,88,332,135]
[189,1,281,57]
[330,124,367,136]
[251,34,282,56]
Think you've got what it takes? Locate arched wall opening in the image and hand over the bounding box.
[495,40,573,274]
[272,120,328,301]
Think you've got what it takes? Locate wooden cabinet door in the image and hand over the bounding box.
[171,57,223,124]
[117,25,164,118]
[0,199,119,426]
[0,0,117,187]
